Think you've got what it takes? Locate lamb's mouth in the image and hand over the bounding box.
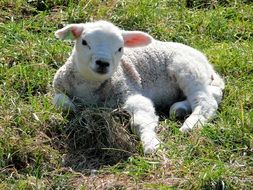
[95,68,108,75]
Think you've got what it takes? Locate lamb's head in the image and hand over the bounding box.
[55,21,152,81]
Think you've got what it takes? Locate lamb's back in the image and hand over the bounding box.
[122,40,214,107]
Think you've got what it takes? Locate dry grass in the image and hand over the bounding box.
[49,107,138,171]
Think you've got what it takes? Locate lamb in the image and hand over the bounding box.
[53,20,225,154]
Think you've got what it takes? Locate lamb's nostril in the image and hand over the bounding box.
[96,60,110,68]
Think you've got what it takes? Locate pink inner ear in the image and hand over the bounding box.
[124,34,151,47]
[71,27,82,38]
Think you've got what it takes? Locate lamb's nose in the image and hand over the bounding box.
[96,60,110,68]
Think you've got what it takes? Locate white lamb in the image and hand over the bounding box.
[53,21,224,154]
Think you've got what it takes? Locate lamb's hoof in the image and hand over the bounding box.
[143,138,160,154]
[179,125,192,133]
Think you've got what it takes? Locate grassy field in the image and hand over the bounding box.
[0,0,252,189]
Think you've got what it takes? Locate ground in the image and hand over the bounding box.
[0,0,252,189]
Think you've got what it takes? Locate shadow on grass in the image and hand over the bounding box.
[46,107,138,171]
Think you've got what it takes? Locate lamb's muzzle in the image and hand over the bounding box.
[95,60,110,74]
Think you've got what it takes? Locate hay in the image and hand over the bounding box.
[61,107,138,170]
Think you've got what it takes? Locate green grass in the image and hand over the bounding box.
[0,0,252,189]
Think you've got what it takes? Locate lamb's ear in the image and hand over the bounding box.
[55,24,84,40]
[122,31,152,47]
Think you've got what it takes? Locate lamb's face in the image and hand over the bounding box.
[74,28,124,81]
[55,21,153,82]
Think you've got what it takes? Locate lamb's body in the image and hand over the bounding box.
[54,41,223,109]
[53,21,224,153]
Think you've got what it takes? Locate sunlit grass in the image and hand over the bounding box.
[0,0,252,189]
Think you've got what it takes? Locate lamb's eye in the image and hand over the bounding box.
[118,47,123,52]
[82,40,88,46]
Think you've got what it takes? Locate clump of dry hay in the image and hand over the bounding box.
[62,107,138,170]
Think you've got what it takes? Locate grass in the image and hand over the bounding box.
[0,0,252,189]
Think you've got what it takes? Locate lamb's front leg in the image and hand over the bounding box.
[53,93,76,112]
[124,94,160,154]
